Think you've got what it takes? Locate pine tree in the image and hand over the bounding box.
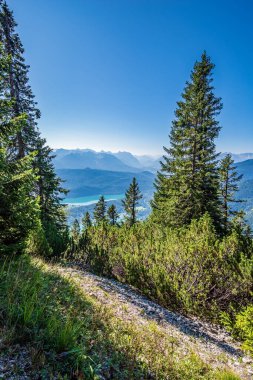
[34,138,67,228]
[0,148,40,254]
[93,195,107,225]
[0,1,40,159]
[219,154,243,232]
[107,204,119,225]
[82,211,92,230]
[71,219,80,242]
[152,52,222,229]
[122,177,143,226]
[0,2,68,254]
[0,42,39,254]
[31,120,67,254]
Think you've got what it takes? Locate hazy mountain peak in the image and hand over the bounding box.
[53,148,142,172]
[53,148,253,173]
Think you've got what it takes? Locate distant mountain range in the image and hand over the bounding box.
[53,149,141,172]
[53,149,253,174]
[53,149,161,172]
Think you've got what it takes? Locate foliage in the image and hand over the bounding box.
[69,214,252,319]
[82,211,92,229]
[152,52,222,230]
[93,195,107,225]
[0,41,40,255]
[122,177,143,226]
[26,222,52,257]
[71,218,80,242]
[234,304,253,354]
[219,154,244,232]
[43,220,69,256]
[0,1,67,256]
[221,303,253,357]
[107,204,119,225]
[34,138,68,237]
[0,148,40,254]
[0,0,40,158]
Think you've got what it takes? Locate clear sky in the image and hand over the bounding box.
[8,0,253,155]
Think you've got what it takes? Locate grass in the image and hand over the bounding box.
[0,255,242,379]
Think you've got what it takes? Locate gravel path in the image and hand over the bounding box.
[59,266,253,380]
[1,264,252,379]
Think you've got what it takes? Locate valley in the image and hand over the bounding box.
[55,149,253,226]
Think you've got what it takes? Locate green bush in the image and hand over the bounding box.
[26,223,53,257]
[70,214,252,319]
[234,304,253,354]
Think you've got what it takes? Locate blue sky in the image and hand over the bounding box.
[8,0,253,155]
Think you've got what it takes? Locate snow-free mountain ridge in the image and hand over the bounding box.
[53,149,253,173]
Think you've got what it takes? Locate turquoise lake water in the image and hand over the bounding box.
[63,194,124,205]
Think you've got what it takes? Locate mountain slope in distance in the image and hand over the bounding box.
[53,149,141,172]
[57,168,155,198]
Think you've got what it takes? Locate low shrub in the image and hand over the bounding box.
[234,304,253,355]
[70,214,252,320]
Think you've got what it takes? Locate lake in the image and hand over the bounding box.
[62,193,125,206]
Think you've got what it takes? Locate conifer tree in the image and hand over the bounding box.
[122,177,143,226]
[107,204,119,225]
[219,154,243,232]
[71,219,80,242]
[0,1,68,253]
[0,1,40,158]
[34,138,67,228]
[82,211,92,229]
[93,196,107,225]
[0,42,39,254]
[0,147,40,254]
[152,52,222,229]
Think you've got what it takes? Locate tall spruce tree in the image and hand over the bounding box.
[33,138,68,253]
[82,211,92,229]
[0,1,40,159]
[34,138,67,227]
[71,219,80,242]
[0,42,39,254]
[94,195,107,225]
[0,1,68,254]
[152,52,222,229]
[122,177,142,226]
[0,148,40,254]
[219,154,243,232]
[107,204,119,225]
